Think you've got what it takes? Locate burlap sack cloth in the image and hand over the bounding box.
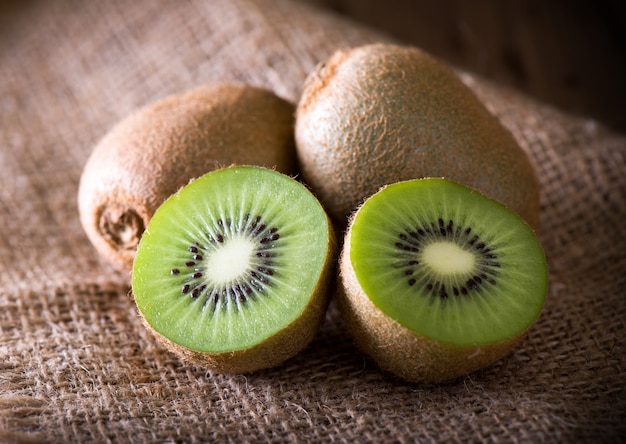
[1,0,624,442]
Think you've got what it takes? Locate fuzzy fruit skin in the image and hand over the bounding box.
[139,213,337,375]
[295,43,541,228]
[338,218,526,383]
[78,83,297,272]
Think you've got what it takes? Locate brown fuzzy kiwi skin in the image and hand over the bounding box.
[337,210,528,384]
[295,43,541,229]
[78,83,298,273]
[137,216,337,374]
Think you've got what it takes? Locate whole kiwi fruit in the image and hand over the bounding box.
[78,83,297,273]
[338,177,548,383]
[295,43,541,228]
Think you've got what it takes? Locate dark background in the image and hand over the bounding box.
[304,0,626,133]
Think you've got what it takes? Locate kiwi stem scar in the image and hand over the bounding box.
[99,205,144,249]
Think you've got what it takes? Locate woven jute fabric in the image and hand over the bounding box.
[1,0,624,442]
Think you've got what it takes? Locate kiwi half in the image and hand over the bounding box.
[79,83,297,273]
[132,166,336,374]
[338,178,548,383]
[295,43,540,228]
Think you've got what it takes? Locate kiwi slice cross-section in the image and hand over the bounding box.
[339,178,548,383]
[132,166,336,374]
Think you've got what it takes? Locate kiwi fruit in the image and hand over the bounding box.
[295,43,541,228]
[78,82,297,273]
[338,177,548,383]
[131,165,336,374]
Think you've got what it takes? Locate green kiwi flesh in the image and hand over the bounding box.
[339,178,548,382]
[132,166,335,373]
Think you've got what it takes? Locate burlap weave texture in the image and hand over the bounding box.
[1,0,624,442]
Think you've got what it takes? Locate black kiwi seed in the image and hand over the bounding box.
[395,218,502,299]
[172,214,282,310]
[439,285,448,299]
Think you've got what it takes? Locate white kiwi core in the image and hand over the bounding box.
[206,235,255,285]
[422,241,475,276]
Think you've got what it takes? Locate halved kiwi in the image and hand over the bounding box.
[338,178,548,383]
[132,166,336,374]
